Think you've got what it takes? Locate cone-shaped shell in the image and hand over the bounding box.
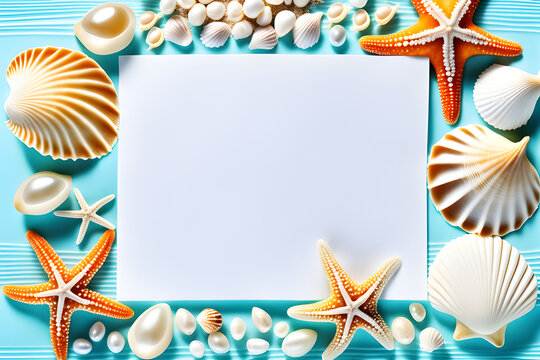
[4,47,119,160]
[427,125,540,236]
[200,22,231,48]
[249,26,278,50]
[428,235,537,347]
[419,327,443,352]
[196,308,223,334]
[293,12,323,50]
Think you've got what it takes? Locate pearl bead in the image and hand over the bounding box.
[391,317,415,345]
[409,302,426,322]
[190,340,205,358]
[107,331,125,353]
[89,321,105,342]
[208,332,230,353]
[73,338,92,355]
[329,25,347,47]
[273,321,290,338]
[14,172,72,215]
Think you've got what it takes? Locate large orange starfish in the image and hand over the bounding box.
[3,230,133,360]
[359,0,522,124]
[288,240,401,360]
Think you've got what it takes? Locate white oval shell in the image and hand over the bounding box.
[232,20,254,39]
[200,22,231,48]
[243,0,265,19]
[139,11,163,31]
[391,317,414,345]
[327,3,349,24]
[329,25,346,47]
[375,4,399,25]
[73,338,92,355]
[74,3,136,55]
[249,26,278,50]
[267,0,284,5]
[350,0,368,8]
[227,1,244,22]
[230,317,246,340]
[208,332,230,353]
[293,12,323,50]
[146,26,165,50]
[207,2,226,20]
[351,9,370,31]
[164,15,193,46]
[160,0,177,14]
[275,10,296,37]
[473,64,540,130]
[175,308,196,335]
[196,308,223,333]
[128,303,174,359]
[293,0,310,7]
[14,171,72,215]
[107,331,125,353]
[428,234,537,347]
[282,329,317,357]
[190,340,205,358]
[427,125,540,236]
[4,47,119,160]
[419,327,443,352]
[252,307,272,333]
[409,303,426,322]
[247,338,269,355]
[273,321,290,338]
[256,6,272,26]
[89,321,105,342]
[188,3,207,26]
[177,0,196,10]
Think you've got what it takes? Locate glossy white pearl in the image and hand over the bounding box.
[329,25,346,47]
[107,331,125,353]
[252,307,272,333]
[128,303,174,359]
[273,321,290,338]
[230,317,246,340]
[282,329,317,357]
[89,321,106,342]
[190,340,205,358]
[391,317,415,345]
[175,308,196,335]
[73,338,92,355]
[14,171,72,215]
[409,303,426,322]
[247,338,269,355]
[208,332,230,353]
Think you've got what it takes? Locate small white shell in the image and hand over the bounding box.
[293,12,323,50]
[256,6,272,26]
[14,171,72,215]
[190,340,205,358]
[177,0,196,10]
[73,338,92,355]
[243,0,265,19]
[329,24,346,47]
[128,303,174,359]
[327,3,349,24]
[199,0,213,5]
[207,2,226,20]
[249,25,278,50]
[175,308,197,335]
[252,307,272,333]
[164,15,193,46]
[208,332,230,353]
[232,20,254,39]
[230,317,246,340]
[196,308,223,333]
[139,11,163,31]
[188,3,207,26]
[350,0,368,8]
[266,0,284,5]
[375,4,399,25]
[227,1,244,22]
[293,0,310,7]
[146,26,165,50]
[391,317,415,345]
[273,321,290,338]
[351,9,369,31]
[89,321,105,342]
[200,22,231,48]
[282,329,317,357]
[160,0,177,14]
[420,328,444,352]
[409,303,426,322]
[247,338,269,355]
[107,331,125,354]
[274,10,296,37]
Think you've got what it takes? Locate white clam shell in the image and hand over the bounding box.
[419,327,443,352]
[350,0,368,8]
[274,10,295,37]
[107,331,125,354]
[427,125,540,236]
[14,171,72,215]
[188,3,207,26]
[473,64,540,130]
[351,9,369,31]
[428,234,537,347]
[160,0,177,14]
[293,12,323,49]
[247,338,269,355]
[139,11,163,31]
[249,26,278,50]
[232,20,254,39]
[273,321,290,338]
[89,321,106,342]
[375,4,399,25]
[177,0,196,10]
[391,317,415,345]
[4,47,119,160]
[230,317,246,340]
[227,1,244,22]
[293,0,310,7]
[327,3,349,24]
[243,0,265,19]
[207,2,226,20]
[329,24,346,47]
[252,307,272,333]
[282,329,317,357]
[175,308,196,335]
[146,26,165,50]
[196,308,223,333]
[164,15,193,46]
[267,0,284,5]
[200,22,231,48]
[73,338,92,355]
[74,3,136,55]
[409,303,426,322]
[128,303,174,359]
[190,340,205,358]
[208,332,230,353]
[256,6,272,26]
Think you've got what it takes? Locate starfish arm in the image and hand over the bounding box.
[25,231,68,280]
[89,213,115,230]
[73,188,89,209]
[89,194,115,212]
[70,230,115,288]
[321,320,355,360]
[361,256,402,303]
[53,210,84,219]
[461,25,522,57]
[75,218,90,245]
[317,240,359,300]
[49,306,73,360]
[287,297,346,323]
[3,283,54,305]
[77,288,134,319]
[355,312,395,350]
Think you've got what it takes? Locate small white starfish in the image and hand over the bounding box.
[54,188,115,245]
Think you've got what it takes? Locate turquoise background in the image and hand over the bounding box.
[0,0,539,358]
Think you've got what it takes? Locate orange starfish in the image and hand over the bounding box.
[288,240,401,360]
[3,230,133,360]
[359,0,522,124]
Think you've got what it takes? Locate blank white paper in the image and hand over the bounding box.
[117,55,429,301]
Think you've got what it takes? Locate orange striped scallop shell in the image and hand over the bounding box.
[196,308,223,334]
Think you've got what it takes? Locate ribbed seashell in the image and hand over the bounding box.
[274,10,295,37]
[473,64,540,130]
[232,20,253,40]
[164,15,193,46]
[428,125,540,236]
[227,1,244,22]
[327,3,349,25]
[177,0,196,10]
[207,2,226,20]
[200,22,231,48]
[188,3,207,26]
[4,47,119,160]
[293,12,323,50]
[419,328,444,352]
[428,235,537,347]
[196,308,223,334]
[351,9,370,31]
[256,6,272,26]
[139,11,163,31]
[146,26,165,50]
[375,4,399,25]
[249,26,278,50]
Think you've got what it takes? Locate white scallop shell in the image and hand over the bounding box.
[232,20,253,40]
[427,124,540,236]
[375,4,399,25]
[428,234,537,347]
[188,3,207,26]
[164,15,193,46]
[473,64,540,130]
[227,1,244,22]
[327,3,349,24]
[249,26,278,50]
[351,9,370,31]
[4,47,119,160]
[196,308,223,334]
[139,11,163,31]
[128,303,174,359]
[274,10,295,37]
[419,327,443,352]
[293,12,323,50]
[146,26,165,50]
[200,22,231,48]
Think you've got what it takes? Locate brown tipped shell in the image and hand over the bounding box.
[196,308,223,334]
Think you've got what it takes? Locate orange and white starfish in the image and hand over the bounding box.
[288,240,401,360]
[359,0,522,124]
[3,230,133,360]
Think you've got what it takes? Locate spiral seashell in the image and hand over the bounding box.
[4,47,119,160]
[196,308,223,334]
[427,124,540,236]
[428,234,537,347]
[200,22,231,48]
[293,12,323,50]
[249,26,278,50]
[473,64,540,130]
[419,327,444,352]
[164,15,192,46]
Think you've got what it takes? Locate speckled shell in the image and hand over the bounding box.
[427,125,540,236]
[196,308,223,334]
[4,47,119,160]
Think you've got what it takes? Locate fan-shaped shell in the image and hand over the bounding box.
[473,64,540,130]
[164,15,192,46]
[4,47,119,160]
[249,26,278,50]
[200,22,231,48]
[419,328,443,352]
[427,125,540,236]
[196,308,223,334]
[232,20,253,40]
[428,234,537,347]
[293,12,323,50]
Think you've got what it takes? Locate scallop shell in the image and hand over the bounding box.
[274,10,295,37]
[14,171,72,215]
[419,327,443,352]
[375,4,398,25]
[351,9,370,31]
[293,12,323,50]
[327,3,349,25]
[200,22,231,48]
[232,20,254,40]
[4,47,119,160]
[249,26,278,50]
[74,3,136,55]
[473,64,540,130]
[428,234,537,347]
[128,303,174,359]
[146,26,165,50]
[227,1,244,22]
[196,308,223,334]
[164,15,193,46]
[427,125,540,236]
[139,11,163,31]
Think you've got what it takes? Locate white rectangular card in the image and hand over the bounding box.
[117,55,429,301]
